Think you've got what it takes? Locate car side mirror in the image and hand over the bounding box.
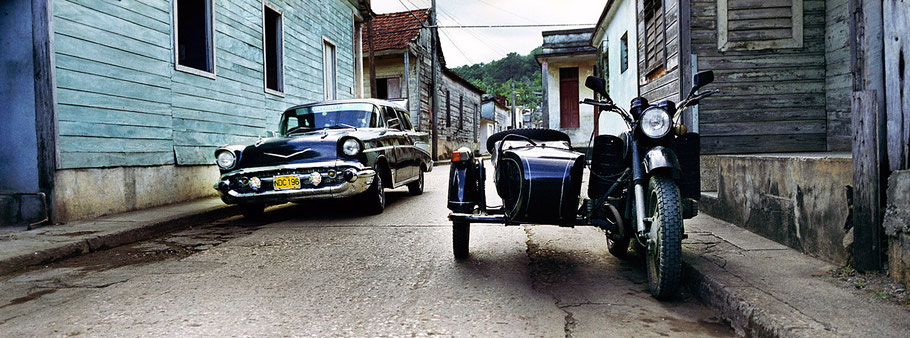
[688,71,714,98]
[585,76,611,103]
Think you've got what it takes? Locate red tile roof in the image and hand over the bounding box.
[366,9,431,52]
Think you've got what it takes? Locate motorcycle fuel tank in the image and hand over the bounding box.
[495,146,586,225]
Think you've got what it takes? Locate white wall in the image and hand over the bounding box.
[598,0,638,137]
[545,60,597,147]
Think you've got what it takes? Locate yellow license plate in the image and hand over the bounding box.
[274,175,301,190]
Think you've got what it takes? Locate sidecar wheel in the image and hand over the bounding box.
[453,221,470,260]
[645,175,683,300]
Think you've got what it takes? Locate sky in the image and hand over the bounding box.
[370,0,605,68]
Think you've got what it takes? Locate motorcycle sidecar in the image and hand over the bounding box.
[447,128,586,226]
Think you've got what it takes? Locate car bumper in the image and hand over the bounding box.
[215,161,375,205]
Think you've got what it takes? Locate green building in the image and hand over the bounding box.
[1,0,373,226]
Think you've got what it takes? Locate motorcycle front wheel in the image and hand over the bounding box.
[645,175,683,299]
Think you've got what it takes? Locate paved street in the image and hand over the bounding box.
[0,166,732,336]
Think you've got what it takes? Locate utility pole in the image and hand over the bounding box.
[430,0,439,159]
[510,81,516,129]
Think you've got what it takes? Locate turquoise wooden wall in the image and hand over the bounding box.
[54,0,359,168]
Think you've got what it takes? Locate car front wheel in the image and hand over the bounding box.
[363,172,385,214]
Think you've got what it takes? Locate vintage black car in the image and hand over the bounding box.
[213,99,433,217]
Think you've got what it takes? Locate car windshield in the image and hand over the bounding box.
[280,103,378,136]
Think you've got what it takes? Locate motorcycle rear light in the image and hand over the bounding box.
[452,150,470,162]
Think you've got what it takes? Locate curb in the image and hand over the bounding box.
[0,204,241,276]
[682,254,824,338]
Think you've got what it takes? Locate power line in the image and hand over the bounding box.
[439,24,594,28]
[438,28,475,65]
[472,0,537,22]
[396,0,429,28]
[434,7,507,56]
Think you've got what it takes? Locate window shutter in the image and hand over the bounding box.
[643,0,665,76]
[718,0,804,51]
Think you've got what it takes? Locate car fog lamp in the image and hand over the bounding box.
[216,151,237,170]
[309,173,323,186]
[641,108,671,139]
[342,138,361,156]
[343,169,357,182]
[327,169,337,178]
[249,177,261,190]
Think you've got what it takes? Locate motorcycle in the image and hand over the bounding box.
[446,71,717,299]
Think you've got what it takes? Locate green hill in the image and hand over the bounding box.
[452,47,542,109]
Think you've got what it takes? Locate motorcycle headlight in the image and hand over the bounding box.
[640,107,671,139]
[341,138,362,157]
[215,150,237,170]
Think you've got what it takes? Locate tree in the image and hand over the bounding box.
[453,47,544,109]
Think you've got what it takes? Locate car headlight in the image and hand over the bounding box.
[640,107,671,139]
[216,150,237,169]
[342,138,362,156]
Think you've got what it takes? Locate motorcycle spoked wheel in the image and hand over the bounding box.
[644,175,683,299]
[603,203,630,258]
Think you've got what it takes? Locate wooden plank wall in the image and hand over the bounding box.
[53,0,359,169]
[884,0,910,171]
[825,0,852,151]
[438,73,482,144]
[638,0,682,105]
[690,0,829,154]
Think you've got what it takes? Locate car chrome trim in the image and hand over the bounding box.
[221,169,376,203]
[263,149,314,159]
[218,160,365,179]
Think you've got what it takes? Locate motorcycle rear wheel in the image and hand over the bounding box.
[645,175,683,299]
[603,203,630,258]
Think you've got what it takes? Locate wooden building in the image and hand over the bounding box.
[363,9,484,159]
[593,0,850,154]
[1,0,372,226]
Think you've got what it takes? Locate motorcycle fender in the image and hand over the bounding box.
[642,146,680,178]
[447,160,479,213]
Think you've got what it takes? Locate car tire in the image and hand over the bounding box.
[453,221,470,259]
[486,128,571,153]
[363,172,385,214]
[408,169,424,196]
[239,203,265,219]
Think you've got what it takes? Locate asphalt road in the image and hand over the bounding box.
[0,165,732,337]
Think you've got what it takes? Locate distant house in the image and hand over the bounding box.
[535,28,598,148]
[364,9,484,159]
[480,95,509,153]
[1,0,372,226]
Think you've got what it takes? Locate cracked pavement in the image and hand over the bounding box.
[0,167,732,336]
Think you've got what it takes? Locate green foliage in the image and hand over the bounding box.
[453,47,544,109]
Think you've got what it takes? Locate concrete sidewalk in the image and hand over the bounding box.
[0,198,907,336]
[683,215,909,337]
[0,197,240,276]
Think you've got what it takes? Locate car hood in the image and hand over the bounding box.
[237,130,350,169]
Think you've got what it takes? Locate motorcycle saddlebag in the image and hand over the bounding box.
[496,146,586,225]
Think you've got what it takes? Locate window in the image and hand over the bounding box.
[376,77,401,99]
[717,0,804,51]
[559,67,579,129]
[323,39,337,100]
[643,0,665,76]
[620,32,628,73]
[263,3,283,93]
[446,90,451,127]
[458,95,464,130]
[174,0,215,75]
[396,109,413,131]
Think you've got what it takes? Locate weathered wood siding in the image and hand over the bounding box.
[53,0,360,169]
[825,0,852,151]
[437,73,482,144]
[690,0,828,154]
[638,0,682,105]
